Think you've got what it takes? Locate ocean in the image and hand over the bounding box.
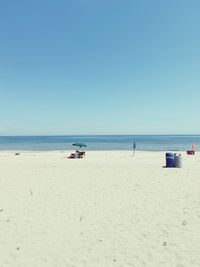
[0,135,199,151]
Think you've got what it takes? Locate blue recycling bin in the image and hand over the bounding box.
[166,152,174,168]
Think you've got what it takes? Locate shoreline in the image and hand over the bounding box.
[0,149,188,153]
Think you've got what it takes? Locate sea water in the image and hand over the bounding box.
[0,135,199,151]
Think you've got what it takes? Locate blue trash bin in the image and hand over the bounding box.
[166,152,174,168]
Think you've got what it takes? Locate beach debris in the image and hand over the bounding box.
[0,209,3,212]
[161,242,167,246]
[99,239,103,242]
[80,216,83,222]
[6,219,10,222]
[16,247,20,250]
[182,220,187,225]
[113,259,116,262]
[29,189,33,196]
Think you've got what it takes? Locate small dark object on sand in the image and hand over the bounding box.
[29,189,33,195]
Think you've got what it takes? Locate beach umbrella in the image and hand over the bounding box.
[133,141,136,156]
[72,142,87,148]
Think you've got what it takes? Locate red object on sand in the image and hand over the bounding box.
[187,150,195,155]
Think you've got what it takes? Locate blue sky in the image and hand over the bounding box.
[0,0,200,135]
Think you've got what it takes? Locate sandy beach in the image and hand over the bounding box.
[0,150,200,267]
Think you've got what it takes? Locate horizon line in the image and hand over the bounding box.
[0,134,200,137]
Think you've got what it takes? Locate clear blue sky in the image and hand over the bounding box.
[0,0,200,135]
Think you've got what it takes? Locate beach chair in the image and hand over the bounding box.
[67,150,85,159]
[77,151,86,158]
[67,152,78,159]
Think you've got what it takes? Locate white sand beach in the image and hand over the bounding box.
[0,150,200,267]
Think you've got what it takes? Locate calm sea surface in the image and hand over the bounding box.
[0,135,199,151]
